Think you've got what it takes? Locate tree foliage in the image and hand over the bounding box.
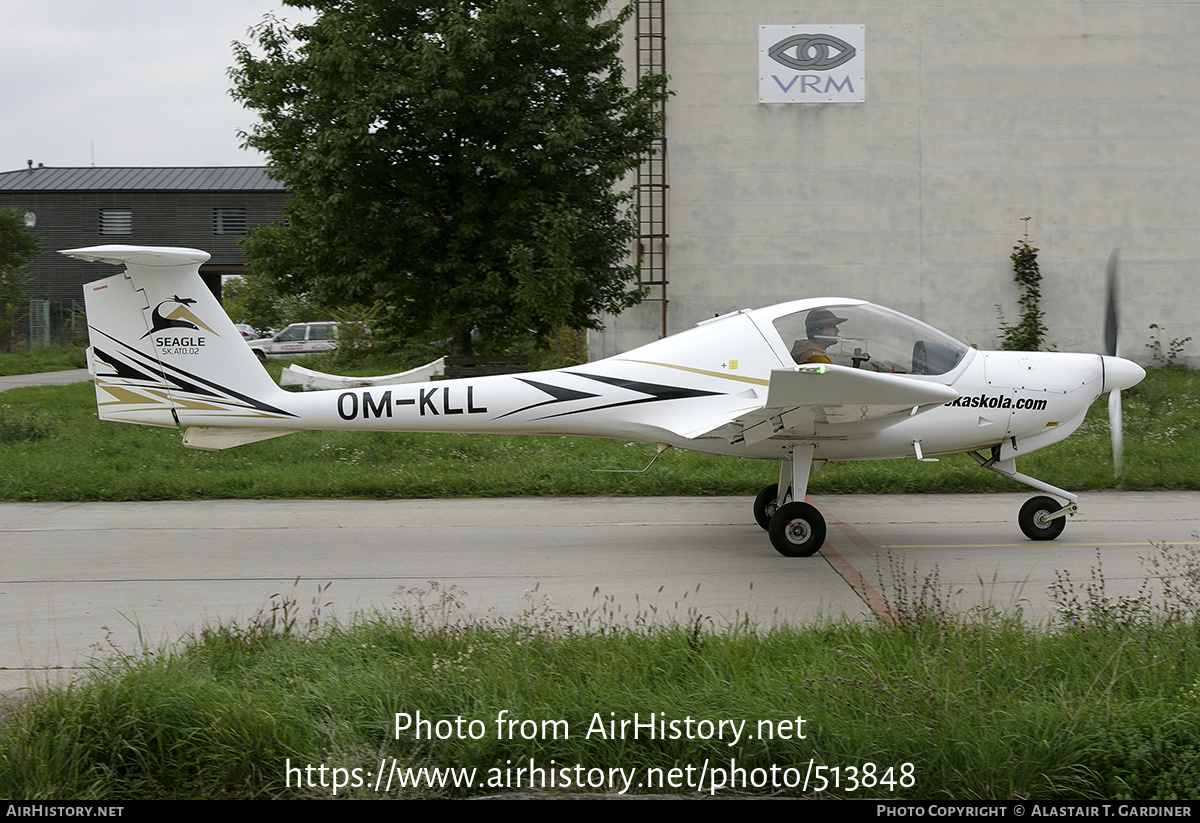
[221,273,328,336]
[997,219,1047,351]
[0,208,41,351]
[230,0,666,355]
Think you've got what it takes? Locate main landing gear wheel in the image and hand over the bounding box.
[753,485,792,531]
[768,502,827,557]
[1018,496,1067,541]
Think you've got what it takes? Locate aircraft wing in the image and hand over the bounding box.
[687,364,959,445]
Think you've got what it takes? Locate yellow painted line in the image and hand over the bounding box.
[883,542,1162,549]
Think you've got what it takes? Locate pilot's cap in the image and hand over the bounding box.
[806,307,848,335]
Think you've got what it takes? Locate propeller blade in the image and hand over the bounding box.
[1105,248,1123,476]
[1104,248,1119,357]
[1110,388,1124,476]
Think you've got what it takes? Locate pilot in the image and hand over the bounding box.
[791,308,846,365]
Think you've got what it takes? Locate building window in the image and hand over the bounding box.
[214,208,247,236]
[99,209,132,235]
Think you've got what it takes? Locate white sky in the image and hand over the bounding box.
[0,0,316,170]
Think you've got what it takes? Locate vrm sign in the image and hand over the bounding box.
[759,25,865,104]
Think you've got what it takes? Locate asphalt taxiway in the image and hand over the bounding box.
[0,368,91,392]
[3,492,1197,694]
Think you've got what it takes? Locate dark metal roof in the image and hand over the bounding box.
[0,166,286,192]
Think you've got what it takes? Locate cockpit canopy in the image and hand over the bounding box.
[772,302,969,376]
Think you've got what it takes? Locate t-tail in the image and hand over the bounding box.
[67,245,303,448]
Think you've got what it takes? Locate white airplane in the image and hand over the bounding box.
[65,245,1146,557]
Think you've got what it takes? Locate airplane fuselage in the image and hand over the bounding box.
[249,347,1107,461]
[160,297,1129,468]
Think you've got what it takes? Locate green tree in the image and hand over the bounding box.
[221,273,320,335]
[997,218,1047,351]
[231,0,666,356]
[0,208,41,352]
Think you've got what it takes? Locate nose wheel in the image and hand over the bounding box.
[1018,495,1070,541]
[767,502,827,557]
[970,452,1077,542]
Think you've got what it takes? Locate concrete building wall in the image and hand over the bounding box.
[594,0,1200,366]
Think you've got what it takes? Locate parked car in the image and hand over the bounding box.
[234,323,260,341]
[247,322,339,360]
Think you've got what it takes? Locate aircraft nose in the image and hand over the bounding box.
[1102,356,1146,393]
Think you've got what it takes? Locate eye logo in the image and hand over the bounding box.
[768,34,856,71]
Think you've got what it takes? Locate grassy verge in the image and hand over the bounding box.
[0,368,1197,500]
[4,543,1200,799]
[0,346,87,376]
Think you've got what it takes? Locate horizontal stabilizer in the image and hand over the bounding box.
[62,245,210,269]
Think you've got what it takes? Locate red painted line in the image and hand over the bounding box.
[810,499,898,626]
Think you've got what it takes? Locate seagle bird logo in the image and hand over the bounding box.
[141,295,221,338]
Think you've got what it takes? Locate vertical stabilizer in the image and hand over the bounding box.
[68,245,296,429]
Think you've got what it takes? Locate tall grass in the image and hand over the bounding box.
[5,541,1200,799]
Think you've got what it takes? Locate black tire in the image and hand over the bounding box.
[768,502,827,557]
[753,484,791,531]
[253,349,267,362]
[1019,496,1067,541]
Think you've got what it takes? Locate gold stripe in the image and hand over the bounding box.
[97,384,155,406]
[615,359,770,386]
[95,380,288,419]
[167,398,230,412]
[144,391,288,418]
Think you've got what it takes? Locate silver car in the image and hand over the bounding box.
[247,322,338,360]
